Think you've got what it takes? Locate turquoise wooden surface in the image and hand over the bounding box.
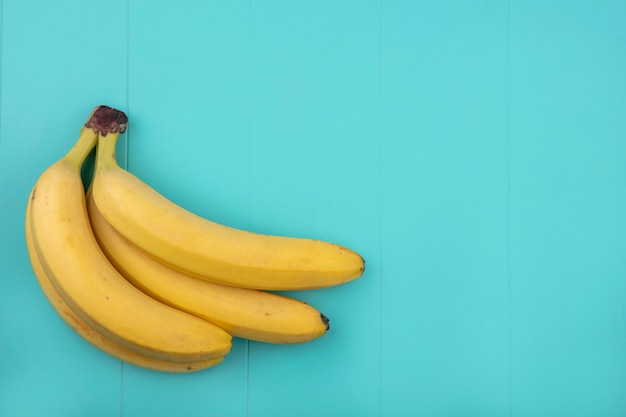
[1,0,625,415]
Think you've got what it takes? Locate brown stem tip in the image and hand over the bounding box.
[85,105,128,136]
[321,313,330,331]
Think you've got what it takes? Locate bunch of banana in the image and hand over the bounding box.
[26,105,364,373]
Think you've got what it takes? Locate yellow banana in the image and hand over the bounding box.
[91,127,365,290]
[29,106,232,363]
[26,193,224,373]
[87,189,330,344]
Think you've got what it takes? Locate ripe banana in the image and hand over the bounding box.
[26,193,224,373]
[87,188,330,344]
[90,126,365,290]
[28,106,232,363]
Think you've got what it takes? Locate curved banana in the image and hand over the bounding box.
[91,128,365,290]
[29,106,232,363]
[26,193,224,373]
[87,190,329,344]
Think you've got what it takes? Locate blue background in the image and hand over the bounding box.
[1,0,626,415]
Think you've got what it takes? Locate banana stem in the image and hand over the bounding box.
[84,105,128,136]
[95,131,121,171]
[62,128,98,170]
[64,105,128,170]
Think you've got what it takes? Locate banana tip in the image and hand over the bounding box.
[321,313,330,331]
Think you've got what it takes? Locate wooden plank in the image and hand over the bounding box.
[122,1,250,416]
[246,1,381,415]
[0,0,127,415]
[380,1,510,414]
[510,1,626,414]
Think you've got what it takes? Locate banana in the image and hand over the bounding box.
[28,106,232,363]
[90,126,365,291]
[87,189,330,344]
[26,192,224,373]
